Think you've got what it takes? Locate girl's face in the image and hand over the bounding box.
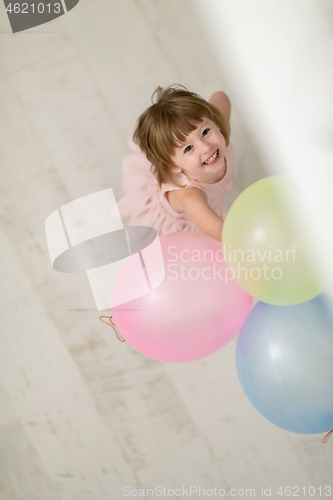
[170,118,227,183]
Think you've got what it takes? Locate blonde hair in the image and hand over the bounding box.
[133,85,230,188]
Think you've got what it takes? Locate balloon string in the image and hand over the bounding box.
[99,316,126,342]
[321,429,333,444]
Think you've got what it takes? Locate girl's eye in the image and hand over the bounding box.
[184,145,192,153]
[202,128,210,137]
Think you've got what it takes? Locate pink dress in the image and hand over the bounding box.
[117,139,233,234]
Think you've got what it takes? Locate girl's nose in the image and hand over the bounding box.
[200,139,212,154]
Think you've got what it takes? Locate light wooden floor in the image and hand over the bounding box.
[1,1,332,499]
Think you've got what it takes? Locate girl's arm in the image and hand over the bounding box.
[172,187,224,242]
[209,91,231,136]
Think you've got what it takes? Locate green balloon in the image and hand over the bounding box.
[222,176,324,305]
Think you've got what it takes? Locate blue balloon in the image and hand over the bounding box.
[236,294,333,434]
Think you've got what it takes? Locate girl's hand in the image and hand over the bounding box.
[172,187,224,242]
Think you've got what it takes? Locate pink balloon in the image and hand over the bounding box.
[111,232,253,363]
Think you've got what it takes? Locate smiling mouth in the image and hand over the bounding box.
[203,149,219,165]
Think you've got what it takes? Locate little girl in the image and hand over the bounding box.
[117,85,232,242]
